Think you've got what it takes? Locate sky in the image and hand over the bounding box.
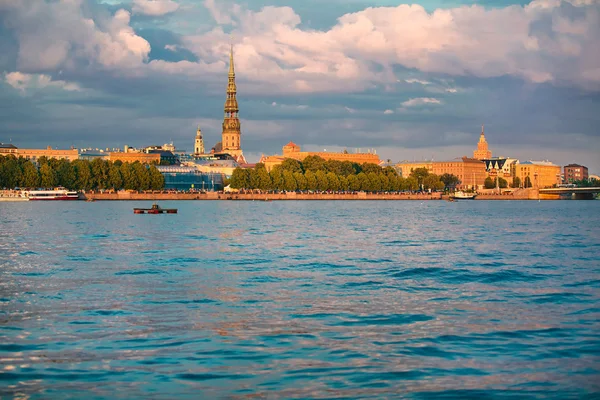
[0,0,599,173]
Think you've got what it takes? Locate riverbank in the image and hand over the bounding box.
[83,192,444,201]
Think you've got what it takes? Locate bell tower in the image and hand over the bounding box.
[221,44,242,157]
[194,125,204,155]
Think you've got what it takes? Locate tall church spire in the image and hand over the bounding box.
[221,42,242,158]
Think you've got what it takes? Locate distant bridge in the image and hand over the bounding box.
[539,187,600,194]
[538,187,600,200]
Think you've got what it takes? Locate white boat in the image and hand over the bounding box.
[450,190,477,200]
[0,191,29,202]
[26,187,80,201]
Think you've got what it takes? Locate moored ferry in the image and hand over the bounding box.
[26,187,80,201]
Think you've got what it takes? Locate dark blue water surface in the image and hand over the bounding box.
[1,200,599,399]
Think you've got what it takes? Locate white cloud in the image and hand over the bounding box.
[0,1,151,71]
[1,0,599,95]
[5,72,81,93]
[384,109,394,114]
[405,79,431,85]
[401,97,442,107]
[132,0,179,16]
[164,44,178,51]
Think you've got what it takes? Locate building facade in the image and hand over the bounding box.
[157,166,224,191]
[564,164,588,183]
[108,152,160,164]
[517,161,561,188]
[260,142,380,171]
[482,158,519,180]
[17,146,79,162]
[0,143,18,155]
[397,157,487,190]
[473,125,492,160]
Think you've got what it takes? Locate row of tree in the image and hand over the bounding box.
[229,156,460,192]
[0,155,164,191]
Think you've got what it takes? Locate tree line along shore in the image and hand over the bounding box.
[0,155,164,191]
[229,156,461,193]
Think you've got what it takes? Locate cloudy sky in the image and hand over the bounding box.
[1,0,599,172]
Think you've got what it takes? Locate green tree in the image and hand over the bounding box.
[269,166,284,190]
[294,172,307,191]
[91,158,109,189]
[440,173,460,189]
[121,163,138,190]
[324,160,343,175]
[340,161,358,176]
[423,174,443,191]
[40,163,57,188]
[73,160,93,190]
[108,163,123,189]
[405,177,419,191]
[498,177,508,189]
[326,172,340,191]
[230,168,249,189]
[484,176,495,189]
[148,165,165,190]
[338,175,349,191]
[367,172,381,192]
[305,170,317,191]
[21,162,40,188]
[357,172,369,191]
[56,159,76,188]
[410,167,430,189]
[315,170,329,191]
[302,155,326,172]
[511,176,521,188]
[248,168,260,189]
[524,176,532,188]
[282,170,297,192]
[257,165,272,191]
[280,158,303,173]
[347,174,360,191]
[132,162,150,190]
[361,163,382,175]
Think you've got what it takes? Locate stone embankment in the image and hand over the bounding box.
[82,188,566,201]
[83,191,443,201]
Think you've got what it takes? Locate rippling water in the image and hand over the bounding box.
[1,200,599,399]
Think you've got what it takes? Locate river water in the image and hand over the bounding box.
[1,200,599,399]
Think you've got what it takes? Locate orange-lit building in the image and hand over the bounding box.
[260,142,380,171]
[17,146,79,162]
[397,157,487,190]
[473,125,492,160]
[517,161,561,188]
[108,152,160,164]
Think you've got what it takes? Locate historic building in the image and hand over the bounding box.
[194,126,205,155]
[482,157,519,180]
[259,142,381,171]
[564,164,588,183]
[17,146,79,163]
[517,160,561,188]
[397,157,487,190]
[473,125,492,160]
[0,143,18,155]
[108,152,161,164]
[211,45,246,164]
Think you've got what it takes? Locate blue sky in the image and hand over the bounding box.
[1,0,599,172]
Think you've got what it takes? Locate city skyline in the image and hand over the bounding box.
[1,0,599,173]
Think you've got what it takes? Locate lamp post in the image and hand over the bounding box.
[534,171,538,189]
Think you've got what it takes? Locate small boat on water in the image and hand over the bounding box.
[450,191,477,200]
[134,203,177,214]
